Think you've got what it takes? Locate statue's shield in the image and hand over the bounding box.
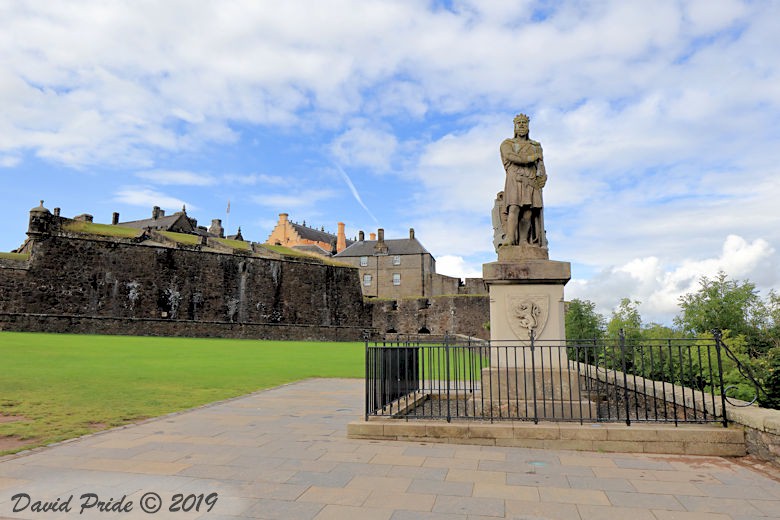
[506,294,549,340]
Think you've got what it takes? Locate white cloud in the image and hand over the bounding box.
[436,255,483,279]
[135,170,216,186]
[683,0,746,34]
[330,120,398,173]
[412,117,505,215]
[567,235,778,324]
[113,186,193,211]
[1,0,774,172]
[0,155,21,168]
[223,173,287,186]
[251,189,337,209]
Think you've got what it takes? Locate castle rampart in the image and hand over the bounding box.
[0,233,371,340]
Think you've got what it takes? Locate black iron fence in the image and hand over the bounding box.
[365,333,731,426]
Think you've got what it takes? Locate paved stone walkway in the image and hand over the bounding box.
[1,379,779,519]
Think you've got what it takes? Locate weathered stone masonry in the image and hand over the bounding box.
[371,295,490,340]
[0,235,372,341]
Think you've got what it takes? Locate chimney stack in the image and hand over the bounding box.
[359,230,365,241]
[112,212,119,225]
[152,206,161,219]
[209,218,224,238]
[53,207,60,217]
[370,232,376,240]
[409,228,415,239]
[374,228,388,254]
[279,212,288,223]
[337,222,346,252]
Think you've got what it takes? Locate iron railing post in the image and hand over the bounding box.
[364,337,369,420]
[445,332,451,423]
[619,329,631,426]
[530,330,538,424]
[713,329,729,428]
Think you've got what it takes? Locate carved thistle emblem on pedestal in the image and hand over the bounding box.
[506,294,549,339]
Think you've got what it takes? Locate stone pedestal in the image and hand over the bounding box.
[482,255,571,366]
[477,248,591,418]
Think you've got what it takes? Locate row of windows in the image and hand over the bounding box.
[363,273,401,286]
[360,255,401,267]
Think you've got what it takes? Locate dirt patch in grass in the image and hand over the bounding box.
[0,415,26,423]
[88,422,109,431]
[0,436,37,452]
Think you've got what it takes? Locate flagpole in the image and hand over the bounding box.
[226,199,230,237]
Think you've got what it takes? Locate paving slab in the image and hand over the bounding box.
[0,378,779,519]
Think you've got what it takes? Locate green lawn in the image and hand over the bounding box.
[0,332,364,455]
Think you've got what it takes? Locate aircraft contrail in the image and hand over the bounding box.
[334,164,379,224]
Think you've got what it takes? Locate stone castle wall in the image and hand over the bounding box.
[0,235,372,340]
[371,295,489,339]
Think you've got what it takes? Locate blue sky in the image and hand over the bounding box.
[2,0,779,323]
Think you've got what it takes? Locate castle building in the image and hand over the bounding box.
[116,206,236,239]
[333,228,462,299]
[266,213,352,255]
[2,202,489,340]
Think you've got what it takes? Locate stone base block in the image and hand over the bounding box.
[346,421,746,457]
[481,368,584,401]
[497,245,549,261]
[468,395,597,420]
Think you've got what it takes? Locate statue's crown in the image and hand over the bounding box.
[513,113,530,124]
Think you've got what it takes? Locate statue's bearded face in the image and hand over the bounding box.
[514,119,529,137]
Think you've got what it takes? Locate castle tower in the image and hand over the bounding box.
[27,200,52,238]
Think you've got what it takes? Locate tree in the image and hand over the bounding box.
[674,271,761,336]
[606,298,642,343]
[565,299,605,340]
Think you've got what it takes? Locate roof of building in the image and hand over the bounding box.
[226,228,244,241]
[334,238,429,257]
[118,212,192,231]
[290,222,355,247]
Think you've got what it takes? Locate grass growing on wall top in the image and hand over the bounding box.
[159,230,200,245]
[0,332,364,455]
[214,237,251,250]
[264,244,315,257]
[62,221,142,238]
[263,244,353,267]
[0,252,29,261]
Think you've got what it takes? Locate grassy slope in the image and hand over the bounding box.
[0,332,364,454]
[214,237,251,250]
[62,221,142,238]
[159,231,200,245]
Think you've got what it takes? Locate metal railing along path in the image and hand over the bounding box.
[364,332,733,427]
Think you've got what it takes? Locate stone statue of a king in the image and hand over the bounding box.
[493,114,548,256]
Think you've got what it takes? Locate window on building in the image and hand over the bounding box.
[363,274,372,286]
[392,255,401,265]
[360,256,368,266]
[393,273,401,286]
